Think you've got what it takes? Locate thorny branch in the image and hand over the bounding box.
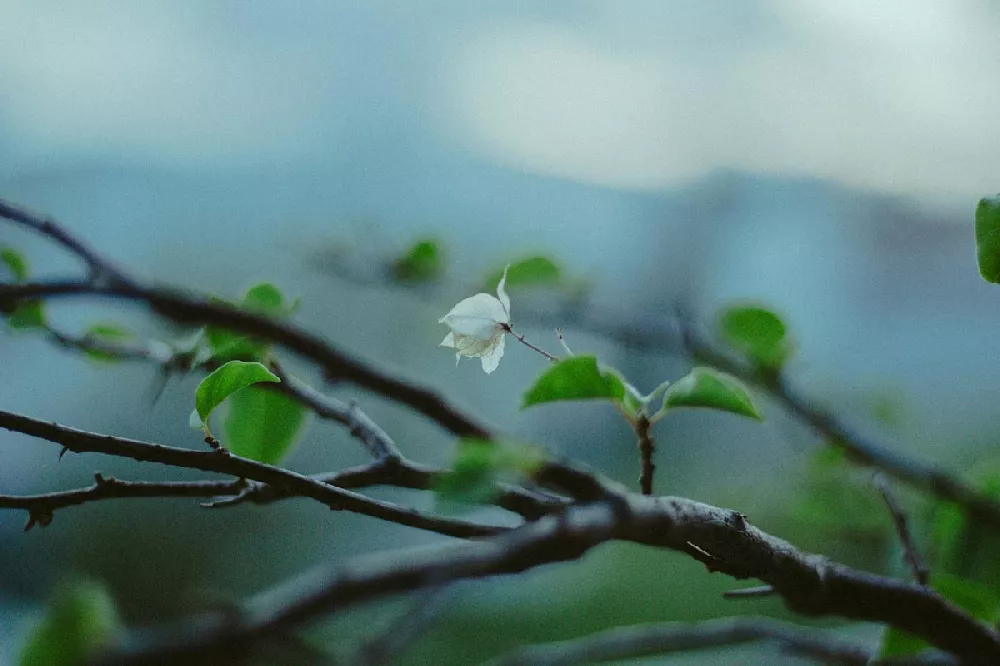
[0,409,507,540]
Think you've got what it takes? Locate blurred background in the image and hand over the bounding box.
[2,1,1000,663]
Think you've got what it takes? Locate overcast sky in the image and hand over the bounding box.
[1,1,998,207]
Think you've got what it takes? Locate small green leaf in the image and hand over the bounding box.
[7,300,47,330]
[435,440,499,505]
[718,304,790,369]
[83,322,133,363]
[19,579,119,666]
[194,360,280,426]
[391,239,443,283]
[483,256,561,292]
[521,356,626,409]
[223,386,307,464]
[435,439,545,506]
[1,246,28,282]
[661,367,761,420]
[205,283,292,361]
[878,573,1000,659]
[975,195,1000,283]
[242,283,282,312]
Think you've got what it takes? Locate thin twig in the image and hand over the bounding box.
[0,198,134,285]
[483,617,881,666]
[354,587,450,666]
[723,585,777,599]
[0,408,507,540]
[502,323,558,362]
[874,472,930,586]
[0,474,248,531]
[635,415,655,495]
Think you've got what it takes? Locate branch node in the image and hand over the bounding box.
[205,435,229,455]
[24,509,53,532]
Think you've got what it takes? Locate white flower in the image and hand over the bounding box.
[439,266,510,373]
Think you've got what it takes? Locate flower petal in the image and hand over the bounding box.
[496,265,511,319]
[440,293,507,338]
[440,332,456,348]
[480,334,505,373]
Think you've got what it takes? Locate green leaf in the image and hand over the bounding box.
[878,573,1000,659]
[435,440,498,505]
[790,445,885,536]
[205,283,292,361]
[242,282,286,314]
[521,356,626,409]
[7,300,47,330]
[223,386,307,464]
[194,360,280,426]
[661,367,761,420]
[83,322,133,363]
[718,304,790,369]
[19,579,119,666]
[391,239,443,283]
[975,195,1000,283]
[931,466,1000,585]
[1,246,28,282]
[483,256,561,292]
[435,439,545,506]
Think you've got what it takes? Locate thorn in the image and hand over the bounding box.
[94,472,114,486]
[24,510,53,532]
[59,447,69,459]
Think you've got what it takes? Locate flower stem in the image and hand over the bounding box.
[502,324,558,362]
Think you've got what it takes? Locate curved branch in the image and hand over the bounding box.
[96,489,1000,665]
[0,409,507,540]
[0,279,492,440]
[676,314,1000,530]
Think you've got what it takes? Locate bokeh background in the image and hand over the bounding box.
[2,2,1000,664]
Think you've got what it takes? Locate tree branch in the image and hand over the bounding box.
[0,278,493,440]
[94,488,1000,665]
[0,198,134,285]
[483,617,897,666]
[675,312,1000,530]
[0,408,507,539]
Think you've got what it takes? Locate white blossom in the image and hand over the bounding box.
[439,267,510,373]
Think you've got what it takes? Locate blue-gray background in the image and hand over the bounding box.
[2,2,1000,664]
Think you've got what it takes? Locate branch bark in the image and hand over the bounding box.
[95,491,1000,665]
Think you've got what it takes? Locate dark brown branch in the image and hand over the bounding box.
[0,474,248,531]
[483,617,886,666]
[303,251,1000,533]
[0,408,507,540]
[0,198,134,285]
[0,279,493,441]
[95,490,1000,664]
[675,313,1000,531]
[874,473,930,586]
[205,457,565,521]
[635,415,655,495]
